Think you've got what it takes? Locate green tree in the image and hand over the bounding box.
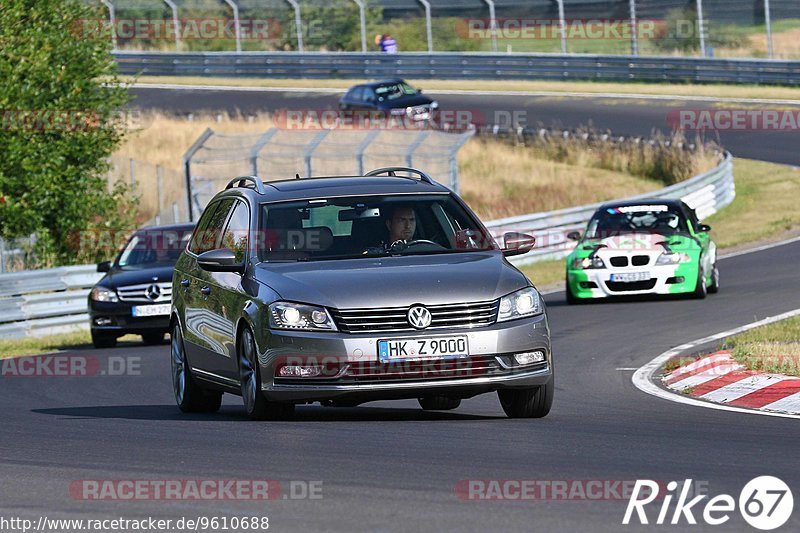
[0,0,134,265]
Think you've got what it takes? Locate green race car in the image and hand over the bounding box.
[565,199,719,303]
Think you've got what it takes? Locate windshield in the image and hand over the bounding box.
[585,204,688,239]
[117,229,192,268]
[257,194,496,262]
[375,82,417,101]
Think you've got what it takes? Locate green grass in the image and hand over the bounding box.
[0,331,142,359]
[520,259,564,290]
[127,76,800,102]
[722,316,800,376]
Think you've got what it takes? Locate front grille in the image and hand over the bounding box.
[117,282,172,303]
[632,255,650,266]
[343,355,502,383]
[605,280,657,292]
[331,300,499,334]
[610,256,628,267]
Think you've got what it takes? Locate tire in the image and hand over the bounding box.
[171,323,222,413]
[142,332,165,345]
[692,267,708,299]
[497,377,554,418]
[238,327,295,421]
[91,330,117,349]
[418,396,461,411]
[708,264,720,294]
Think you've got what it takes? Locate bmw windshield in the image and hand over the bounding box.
[585,204,688,239]
[257,194,496,262]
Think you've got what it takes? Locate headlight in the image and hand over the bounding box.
[390,108,407,116]
[571,256,605,269]
[655,253,691,265]
[90,287,118,303]
[430,101,439,109]
[269,302,337,331]
[498,287,543,322]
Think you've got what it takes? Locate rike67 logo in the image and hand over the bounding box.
[623,477,794,530]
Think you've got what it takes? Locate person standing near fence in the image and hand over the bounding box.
[377,34,397,53]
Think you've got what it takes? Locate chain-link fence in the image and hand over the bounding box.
[184,127,474,220]
[89,1,800,59]
[108,156,189,226]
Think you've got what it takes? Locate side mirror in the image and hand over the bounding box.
[502,232,536,257]
[566,231,582,241]
[697,224,711,232]
[97,261,111,273]
[197,249,244,273]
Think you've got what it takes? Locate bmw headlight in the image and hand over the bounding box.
[498,287,542,322]
[571,256,606,269]
[655,253,691,265]
[90,287,118,303]
[269,302,337,331]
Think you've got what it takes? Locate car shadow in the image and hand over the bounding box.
[32,404,503,422]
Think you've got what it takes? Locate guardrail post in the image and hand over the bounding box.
[629,0,638,56]
[696,0,707,57]
[765,0,774,59]
[223,0,242,53]
[418,0,434,53]
[353,0,367,52]
[286,0,304,52]
[0,238,5,274]
[182,128,215,222]
[556,0,567,54]
[163,0,182,51]
[100,0,117,50]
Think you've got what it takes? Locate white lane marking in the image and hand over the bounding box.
[699,374,788,403]
[669,362,744,390]
[131,83,800,106]
[763,391,800,413]
[719,235,800,259]
[632,307,800,420]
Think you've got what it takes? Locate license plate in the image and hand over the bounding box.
[610,272,650,283]
[132,303,171,317]
[378,336,469,363]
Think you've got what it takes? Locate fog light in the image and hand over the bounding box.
[278,365,323,378]
[515,351,545,365]
[94,317,113,326]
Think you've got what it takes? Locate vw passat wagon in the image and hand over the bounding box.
[170,168,553,420]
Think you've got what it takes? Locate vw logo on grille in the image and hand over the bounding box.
[145,284,161,301]
[407,305,432,329]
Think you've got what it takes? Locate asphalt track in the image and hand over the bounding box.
[129,86,800,166]
[2,239,799,532]
[1,88,799,532]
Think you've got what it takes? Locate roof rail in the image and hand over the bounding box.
[365,167,434,185]
[225,175,266,194]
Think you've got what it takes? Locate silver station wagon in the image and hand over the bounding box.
[170,168,553,420]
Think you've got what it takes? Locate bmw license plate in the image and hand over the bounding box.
[131,304,171,317]
[378,336,469,363]
[610,272,650,283]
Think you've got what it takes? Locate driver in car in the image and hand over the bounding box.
[386,205,416,244]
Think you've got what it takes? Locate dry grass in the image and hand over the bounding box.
[722,316,800,377]
[719,27,800,60]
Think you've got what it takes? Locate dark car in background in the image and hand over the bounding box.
[339,79,438,122]
[88,223,194,348]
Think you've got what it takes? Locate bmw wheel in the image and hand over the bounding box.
[708,264,720,294]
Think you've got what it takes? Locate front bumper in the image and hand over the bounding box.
[567,263,698,299]
[257,313,552,403]
[88,299,172,336]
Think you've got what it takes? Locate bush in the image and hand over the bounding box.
[653,7,750,54]
[0,0,135,266]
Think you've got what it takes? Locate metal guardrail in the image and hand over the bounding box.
[0,266,102,340]
[488,152,735,266]
[114,51,800,85]
[0,153,734,340]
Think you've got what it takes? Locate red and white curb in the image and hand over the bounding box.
[663,351,800,414]
[633,307,800,420]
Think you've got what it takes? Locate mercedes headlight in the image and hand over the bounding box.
[498,287,542,322]
[571,256,606,269]
[269,302,337,331]
[430,101,439,109]
[90,287,118,303]
[655,253,691,265]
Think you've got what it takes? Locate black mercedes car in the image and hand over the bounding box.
[88,223,195,348]
[339,79,438,122]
